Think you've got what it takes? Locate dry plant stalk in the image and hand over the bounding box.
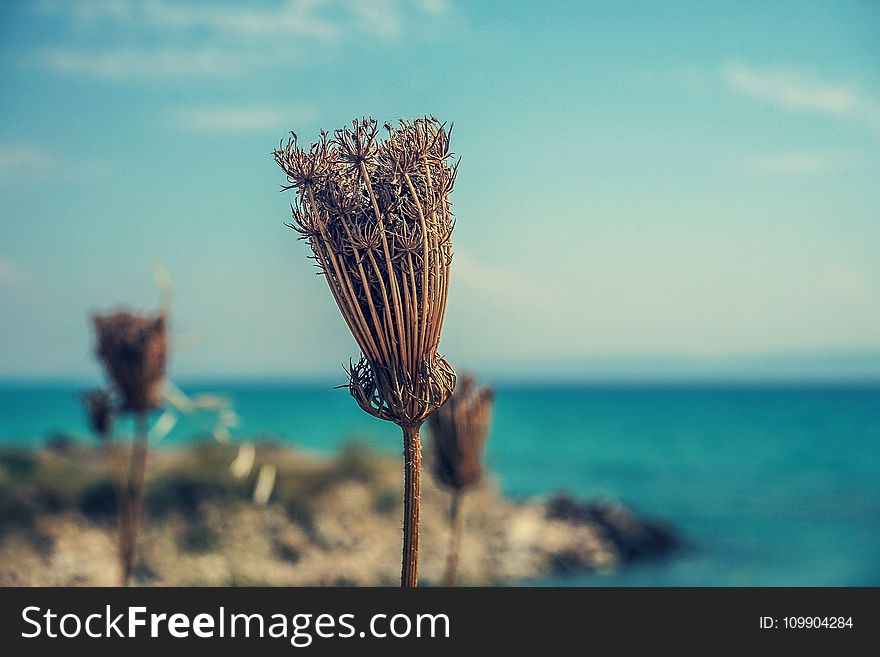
[82,388,113,438]
[82,388,130,580]
[274,117,457,586]
[90,310,168,586]
[428,373,495,586]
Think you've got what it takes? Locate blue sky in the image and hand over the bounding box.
[1,0,879,381]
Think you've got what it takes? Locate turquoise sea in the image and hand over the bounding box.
[1,382,878,586]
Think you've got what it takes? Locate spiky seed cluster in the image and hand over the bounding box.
[82,388,114,438]
[274,117,457,427]
[428,374,495,491]
[93,311,168,413]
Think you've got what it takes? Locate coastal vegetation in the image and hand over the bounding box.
[0,439,678,586]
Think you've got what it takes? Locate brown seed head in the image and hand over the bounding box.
[81,388,114,439]
[428,373,495,491]
[93,311,168,414]
[274,117,458,427]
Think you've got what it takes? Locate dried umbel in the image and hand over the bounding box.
[81,388,114,438]
[274,117,456,426]
[93,312,168,413]
[429,373,495,491]
[90,308,168,586]
[274,117,458,586]
[427,373,495,586]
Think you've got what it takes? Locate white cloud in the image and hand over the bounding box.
[452,250,563,312]
[122,0,337,40]
[349,0,402,39]
[32,0,457,80]
[0,144,53,183]
[418,0,451,15]
[723,60,880,129]
[37,0,339,40]
[39,46,251,79]
[724,61,857,115]
[0,143,114,186]
[171,104,316,133]
[822,266,874,307]
[0,256,28,288]
[753,151,848,176]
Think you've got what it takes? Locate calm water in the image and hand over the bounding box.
[1,382,878,586]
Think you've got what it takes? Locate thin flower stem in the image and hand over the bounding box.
[337,213,392,364]
[359,161,409,373]
[443,490,464,586]
[404,252,420,374]
[364,249,398,362]
[420,162,444,352]
[121,413,149,586]
[101,440,132,586]
[401,424,422,587]
[403,172,431,364]
[306,188,381,362]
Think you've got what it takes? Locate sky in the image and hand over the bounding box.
[0,0,879,382]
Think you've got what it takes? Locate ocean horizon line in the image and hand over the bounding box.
[2,375,880,390]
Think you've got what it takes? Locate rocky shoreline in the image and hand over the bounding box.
[0,439,680,586]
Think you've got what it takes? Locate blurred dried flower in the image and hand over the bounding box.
[93,311,168,413]
[428,373,495,586]
[429,373,495,491]
[91,307,168,586]
[81,388,114,439]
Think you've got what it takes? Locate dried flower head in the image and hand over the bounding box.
[93,311,168,413]
[81,388,114,438]
[274,117,457,427]
[428,373,495,491]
